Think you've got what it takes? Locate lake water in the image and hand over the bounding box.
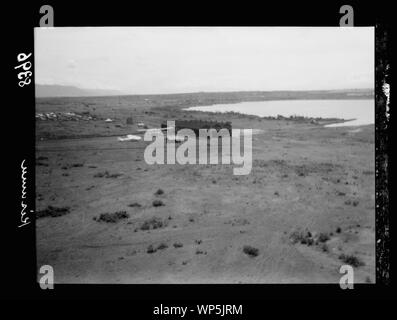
[185,99,374,127]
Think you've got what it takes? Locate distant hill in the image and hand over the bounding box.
[36,85,373,100]
[35,84,122,98]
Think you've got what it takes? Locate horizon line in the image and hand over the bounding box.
[35,85,374,99]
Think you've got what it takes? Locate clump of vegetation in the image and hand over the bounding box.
[37,206,70,219]
[157,243,168,250]
[140,217,167,231]
[339,254,365,267]
[289,230,314,245]
[36,162,48,167]
[243,245,259,257]
[317,232,330,243]
[94,171,106,178]
[147,242,168,254]
[128,202,142,208]
[37,156,48,161]
[290,229,332,248]
[71,163,84,167]
[154,189,164,196]
[152,200,165,207]
[94,211,129,223]
[344,199,359,207]
[94,171,123,178]
[336,227,342,234]
[173,242,183,248]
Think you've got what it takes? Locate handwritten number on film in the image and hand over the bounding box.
[15,53,32,87]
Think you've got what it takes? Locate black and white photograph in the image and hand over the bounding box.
[34,27,376,284]
[4,1,394,305]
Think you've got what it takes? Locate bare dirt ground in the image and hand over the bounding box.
[36,94,375,283]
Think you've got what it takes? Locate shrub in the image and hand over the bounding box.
[36,162,48,167]
[128,202,142,208]
[108,173,123,178]
[152,200,165,207]
[157,243,168,250]
[290,230,312,244]
[173,242,183,248]
[95,211,129,223]
[71,163,84,167]
[318,233,330,243]
[94,171,122,178]
[339,254,365,267]
[154,189,164,196]
[140,217,166,231]
[94,171,106,178]
[243,245,259,257]
[37,206,70,219]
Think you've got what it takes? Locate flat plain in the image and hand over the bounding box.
[35,91,375,283]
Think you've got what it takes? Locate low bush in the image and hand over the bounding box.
[243,245,259,257]
[140,217,167,230]
[94,211,129,223]
[128,202,142,208]
[173,242,183,248]
[152,200,165,207]
[339,254,365,267]
[37,206,70,219]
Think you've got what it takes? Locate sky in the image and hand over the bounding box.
[34,27,374,94]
